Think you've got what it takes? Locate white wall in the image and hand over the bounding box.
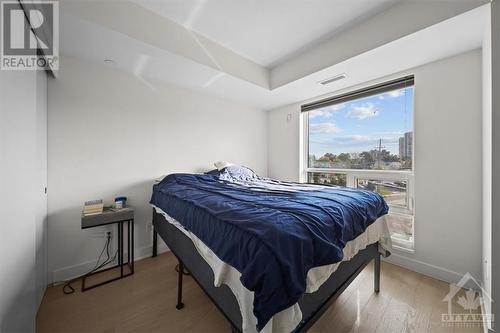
[268,104,301,182]
[490,0,500,326]
[35,69,49,309]
[0,67,48,330]
[47,56,268,281]
[481,3,492,327]
[268,50,483,284]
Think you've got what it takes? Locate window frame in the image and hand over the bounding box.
[301,77,415,251]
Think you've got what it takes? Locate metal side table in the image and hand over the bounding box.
[81,208,134,291]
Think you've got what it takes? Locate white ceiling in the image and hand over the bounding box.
[60,4,487,110]
[130,0,398,67]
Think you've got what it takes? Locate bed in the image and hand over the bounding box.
[150,164,391,333]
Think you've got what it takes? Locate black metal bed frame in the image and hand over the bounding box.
[152,210,384,333]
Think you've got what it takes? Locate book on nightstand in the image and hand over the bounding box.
[83,199,104,216]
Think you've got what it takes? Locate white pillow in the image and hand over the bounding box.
[154,175,166,183]
[214,161,233,170]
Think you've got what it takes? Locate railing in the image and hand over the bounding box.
[305,167,415,251]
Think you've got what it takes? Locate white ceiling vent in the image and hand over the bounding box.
[319,73,347,85]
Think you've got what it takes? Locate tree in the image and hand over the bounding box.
[359,151,375,169]
[312,149,403,170]
[328,174,346,186]
[312,173,320,183]
[338,153,350,161]
[379,149,399,162]
[324,153,336,161]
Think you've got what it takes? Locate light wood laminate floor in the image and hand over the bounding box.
[37,252,482,333]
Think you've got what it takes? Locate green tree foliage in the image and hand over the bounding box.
[309,149,407,170]
[337,153,350,161]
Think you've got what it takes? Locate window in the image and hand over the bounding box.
[303,76,415,250]
[307,172,346,186]
[356,179,408,210]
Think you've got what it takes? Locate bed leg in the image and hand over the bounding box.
[374,253,380,293]
[176,260,185,310]
[152,228,158,257]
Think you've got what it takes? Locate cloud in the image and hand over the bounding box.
[308,103,346,119]
[332,135,372,144]
[377,89,405,99]
[309,131,406,156]
[378,132,404,142]
[308,110,332,119]
[349,135,371,142]
[346,103,379,120]
[309,122,342,134]
[388,89,404,98]
[316,132,403,145]
[309,132,404,156]
[329,103,346,111]
[342,132,402,143]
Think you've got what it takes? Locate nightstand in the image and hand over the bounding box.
[81,207,134,291]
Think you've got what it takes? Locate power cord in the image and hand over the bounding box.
[62,233,118,294]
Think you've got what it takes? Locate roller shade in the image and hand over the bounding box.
[302,75,414,112]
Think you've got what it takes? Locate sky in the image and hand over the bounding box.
[308,87,414,157]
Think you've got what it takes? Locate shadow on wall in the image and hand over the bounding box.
[2,211,48,332]
[2,282,35,332]
[1,243,42,332]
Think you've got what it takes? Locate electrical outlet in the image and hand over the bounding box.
[104,231,112,239]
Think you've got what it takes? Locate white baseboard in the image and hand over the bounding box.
[383,252,479,290]
[50,242,169,284]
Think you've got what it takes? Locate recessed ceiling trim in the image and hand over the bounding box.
[270,0,489,89]
[61,0,270,89]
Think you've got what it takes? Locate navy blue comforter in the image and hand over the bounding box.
[150,170,388,330]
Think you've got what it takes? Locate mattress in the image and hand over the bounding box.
[151,171,389,329]
[152,205,391,333]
